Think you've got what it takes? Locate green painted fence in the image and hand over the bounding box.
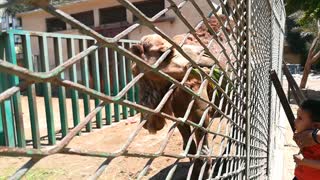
[0,29,139,149]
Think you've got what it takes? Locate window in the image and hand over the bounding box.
[133,0,165,21]
[71,11,94,27]
[99,6,127,25]
[46,18,66,32]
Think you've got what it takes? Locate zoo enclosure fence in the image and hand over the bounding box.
[0,0,285,179]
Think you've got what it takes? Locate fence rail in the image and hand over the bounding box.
[0,0,285,179]
[0,29,139,148]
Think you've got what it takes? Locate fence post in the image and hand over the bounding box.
[0,34,6,146]
[79,39,92,131]
[101,47,112,125]
[67,38,81,134]
[113,50,121,122]
[5,31,26,147]
[39,35,56,145]
[0,33,16,147]
[22,34,41,148]
[54,37,69,137]
[246,0,252,178]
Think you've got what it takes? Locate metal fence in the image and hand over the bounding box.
[0,0,285,179]
[0,29,139,148]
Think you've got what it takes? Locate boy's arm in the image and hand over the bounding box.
[294,154,320,169]
[301,159,320,169]
[293,129,320,148]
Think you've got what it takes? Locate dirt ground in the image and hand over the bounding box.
[0,95,229,180]
[1,74,319,180]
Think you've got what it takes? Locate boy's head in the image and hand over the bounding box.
[295,99,320,133]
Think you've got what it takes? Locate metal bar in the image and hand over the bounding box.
[5,32,25,147]
[38,35,56,145]
[4,29,139,44]
[270,70,295,131]
[246,0,252,178]
[1,96,15,147]
[119,42,128,119]
[0,104,4,145]
[89,158,114,180]
[22,34,41,148]
[8,158,41,180]
[67,38,81,134]
[90,42,102,128]
[0,35,6,146]
[0,43,17,148]
[126,43,135,116]
[54,37,69,137]
[101,47,112,125]
[282,62,305,105]
[79,39,92,131]
[112,50,120,122]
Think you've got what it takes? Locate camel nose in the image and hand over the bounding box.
[148,129,157,134]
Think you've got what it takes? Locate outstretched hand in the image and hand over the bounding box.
[293,153,304,166]
[293,130,316,148]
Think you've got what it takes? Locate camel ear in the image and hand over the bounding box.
[130,44,144,57]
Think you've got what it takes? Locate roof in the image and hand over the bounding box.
[17,0,91,16]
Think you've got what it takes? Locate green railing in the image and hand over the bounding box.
[0,29,139,149]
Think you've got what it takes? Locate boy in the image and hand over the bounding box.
[293,99,320,180]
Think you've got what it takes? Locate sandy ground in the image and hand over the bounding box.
[0,94,230,179]
[1,73,319,180]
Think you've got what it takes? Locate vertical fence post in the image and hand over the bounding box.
[0,34,7,146]
[1,33,16,147]
[22,34,41,148]
[267,1,274,177]
[67,38,81,134]
[79,39,92,131]
[113,50,121,122]
[54,37,69,137]
[126,43,135,116]
[0,107,4,146]
[90,43,102,128]
[246,0,252,178]
[102,47,112,125]
[5,31,26,147]
[39,35,56,145]
[119,42,128,119]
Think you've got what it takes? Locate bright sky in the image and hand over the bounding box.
[0,0,5,23]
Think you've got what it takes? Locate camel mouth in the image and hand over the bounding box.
[148,129,157,134]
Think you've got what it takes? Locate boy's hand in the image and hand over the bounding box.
[293,130,316,148]
[293,154,305,165]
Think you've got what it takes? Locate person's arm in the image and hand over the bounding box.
[293,129,320,148]
[294,154,320,169]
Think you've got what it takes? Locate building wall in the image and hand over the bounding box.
[17,0,215,39]
[16,0,218,78]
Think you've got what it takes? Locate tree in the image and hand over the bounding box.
[286,0,320,31]
[286,0,320,88]
[300,22,320,88]
[3,0,75,16]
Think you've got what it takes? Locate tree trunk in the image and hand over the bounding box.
[300,20,320,88]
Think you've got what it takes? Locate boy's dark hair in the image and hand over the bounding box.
[301,99,320,122]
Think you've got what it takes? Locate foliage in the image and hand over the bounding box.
[286,0,320,31]
[3,0,76,15]
[286,16,309,66]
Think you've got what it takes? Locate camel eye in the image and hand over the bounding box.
[143,44,150,53]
